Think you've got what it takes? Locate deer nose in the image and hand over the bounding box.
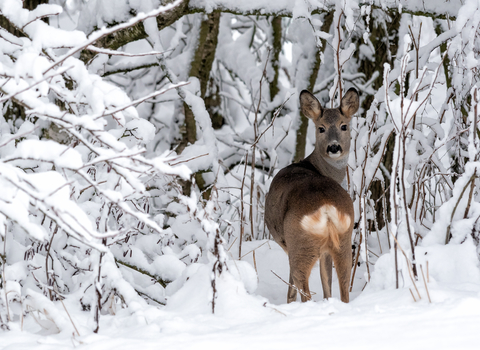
[327,144,342,155]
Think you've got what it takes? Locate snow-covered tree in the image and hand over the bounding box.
[1,0,479,336]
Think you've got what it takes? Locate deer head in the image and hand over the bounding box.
[300,88,359,164]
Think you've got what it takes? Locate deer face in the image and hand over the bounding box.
[300,88,359,161]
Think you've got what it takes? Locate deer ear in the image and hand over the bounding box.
[340,88,359,118]
[300,90,323,121]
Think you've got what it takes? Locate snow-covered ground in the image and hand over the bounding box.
[1,0,480,349]
[2,239,479,349]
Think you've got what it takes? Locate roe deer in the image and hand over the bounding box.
[265,88,359,303]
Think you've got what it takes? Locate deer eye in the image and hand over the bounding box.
[318,127,325,133]
[341,125,348,131]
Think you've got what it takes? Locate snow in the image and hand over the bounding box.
[190,0,463,19]
[2,239,480,349]
[2,0,480,348]
[9,139,83,169]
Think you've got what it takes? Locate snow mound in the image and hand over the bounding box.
[166,262,266,317]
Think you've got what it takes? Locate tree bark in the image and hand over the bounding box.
[269,16,282,102]
[0,0,49,36]
[361,10,401,230]
[80,0,190,64]
[178,11,221,155]
[293,12,334,163]
[0,0,48,122]
[177,12,221,197]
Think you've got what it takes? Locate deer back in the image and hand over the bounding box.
[265,160,354,251]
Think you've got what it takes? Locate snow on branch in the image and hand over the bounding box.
[0,0,192,325]
[187,0,461,20]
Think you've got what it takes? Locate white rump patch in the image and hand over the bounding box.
[300,204,351,235]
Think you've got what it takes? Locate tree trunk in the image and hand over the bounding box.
[269,16,282,102]
[80,0,190,64]
[178,11,221,155]
[361,9,401,230]
[178,12,221,197]
[293,12,333,163]
[0,0,49,123]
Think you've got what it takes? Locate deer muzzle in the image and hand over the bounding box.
[327,143,343,158]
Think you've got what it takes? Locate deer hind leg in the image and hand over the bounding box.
[287,272,297,303]
[288,254,316,303]
[319,252,333,300]
[331,240,352,303]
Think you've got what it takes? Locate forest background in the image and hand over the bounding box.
[1,0,480,348]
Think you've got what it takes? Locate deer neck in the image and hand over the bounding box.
[305,151,348,185]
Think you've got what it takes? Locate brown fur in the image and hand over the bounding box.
[265,88,359,303]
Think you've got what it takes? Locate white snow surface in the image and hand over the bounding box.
[1,239,479,349]
[1,0,479,348]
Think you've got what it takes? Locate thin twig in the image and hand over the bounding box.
[2,225,10,322]
[239,151,248,259]
[271,270,311,300]
[168,153,209,166]
[427,261,430,283]
[241,240,269,259]
[22,10,61,30]
[388,227,421,299]
[463,169,476,219]
[86,45,169,57]
[420,265,431,303]
[252,250,258,276]
[43,0,184,74]
[263,302,286,316]
[409,288,417,302]
[251,94,292,148]
[249,51,270,241]
[115,259,168,288]
[58,290,80,336]
[0,66,72,104]
[227,237,237,251]
[45,225,58,301]
[135,290,166,306]
[445,172,477,244]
